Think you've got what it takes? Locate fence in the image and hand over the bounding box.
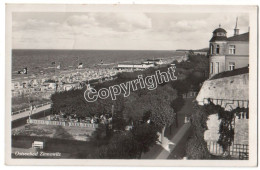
[27,119,98,129]
[12,102,52,115]
[206,140,249,159]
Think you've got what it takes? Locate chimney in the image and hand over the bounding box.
[234,17,239,36]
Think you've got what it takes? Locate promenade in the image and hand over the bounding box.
[12,104,51,121]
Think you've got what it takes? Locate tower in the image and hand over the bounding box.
[209,25,228,77]
[209,25,227,55]
[234,17,239,36]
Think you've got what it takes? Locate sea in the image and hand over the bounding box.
[12,49,185,79]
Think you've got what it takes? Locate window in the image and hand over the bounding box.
[229,62,235,71]
[210,62,213,74]
[216,45,220,54]
[217,32,225,36]
[215,62,220,74]
[210,44,214,54]
[229,45,236,54]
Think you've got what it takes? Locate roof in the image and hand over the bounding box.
[210,66,249,80]
[213,28,227,33]
[227,32,249,42]
[209,36,228,42]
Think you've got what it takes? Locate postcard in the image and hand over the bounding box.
[5,3,258,166]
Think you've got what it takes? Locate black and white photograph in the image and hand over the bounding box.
[4,3,258,166]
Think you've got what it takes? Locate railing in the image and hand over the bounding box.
[27,119,98,129]
[201,98,249,109]
[206,140,249,159]
[11,102,52,115]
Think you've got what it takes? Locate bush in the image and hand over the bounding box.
[95,123,158,159]
[186,134,211,159]
[131,123,159,157]
[97,132,140,159]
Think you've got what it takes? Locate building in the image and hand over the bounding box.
[142,59,164,65]
[196,69,249,158]
[194,19,250,158]
[209,21,249,78]
[116,63,154,70]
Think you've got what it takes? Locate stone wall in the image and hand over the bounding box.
[234,117,249,145]
[197,73,249,147]
[196,73,249,110]
[204,114,220,141]
[204,114,248,145]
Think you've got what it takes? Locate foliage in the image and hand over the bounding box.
[217,107,248,151]
[131,123,159,157]
[90,123,113,146]
[186,101,220,159]
[186,134,211,159]
[187,100,249,158]
[171,97,185,112]
[97,131,140,159]
[97,123,158,159]
[121,84,177,129]
[50,54,210,159]
[112,111,127,131]
[170,80,190,95]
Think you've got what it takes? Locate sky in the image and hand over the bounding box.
[12,12,249,50]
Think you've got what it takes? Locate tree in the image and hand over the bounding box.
[171,97,185,112]
[188,50,194,55]
[171,80,190,96]
[186,134,211,159]
[90,123,112,146]
[112,111,127,131]
[185,102,211,159]
[150,102,175,143]
[131,123,159,158]
[97,132,140,159]
[147,84,177,143]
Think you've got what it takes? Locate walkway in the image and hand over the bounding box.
[141,98,194,159]
[12,104,51,121]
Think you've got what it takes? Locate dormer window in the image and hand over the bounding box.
[216,45,220,54]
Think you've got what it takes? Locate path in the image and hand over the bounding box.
[12,104,51,121]
[141,98,194,159]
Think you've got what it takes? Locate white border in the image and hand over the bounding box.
[3,2,259,167]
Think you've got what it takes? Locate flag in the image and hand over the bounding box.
[78,62,83,69]
[18,67,27,74]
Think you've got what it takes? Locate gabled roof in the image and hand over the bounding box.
[227,32,249,42]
